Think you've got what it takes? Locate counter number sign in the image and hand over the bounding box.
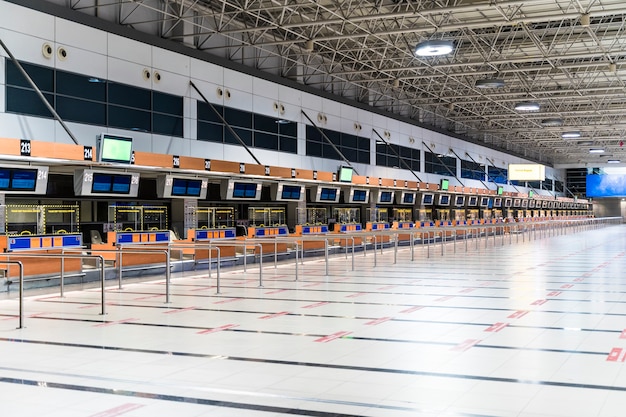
[20,139,31,156]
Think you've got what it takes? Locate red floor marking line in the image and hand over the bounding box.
[531,299,548,305]
[573,278,585,282]
[214,298,243,304]
[560,284,574,289]
[266,289,288,294]
[301,301,330,309]
[346,292,366,298]
[28,312,49,318]
[451,339,481,352]
[314,331,352,343]
[606,348,626,362]
[459,288,474,293]
[547,291,562,297]
[400,306,424,313]
[377,285,396,291]
[35,295,61,301]
[133,294,162,300]
[485,322,509,332]
[89,403,145,417]
[334,277,350,282]
[435,295,454,302]
[78,304,99,309]
[197,323,239,334]
[365,316,392,325]
[259,311,290,319]
[94,318,138,328]
[620,329,626,339]
[164,306,197,314]
[508,310,529,319]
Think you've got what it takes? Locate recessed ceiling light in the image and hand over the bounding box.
[577,140,593,146]
[414,40,454,57]
[589,148,605,153]
[561,131,581,139]
[541,118,563,126]
[514,101,540,111]
[475,78,505,88]
[607,159,620,163]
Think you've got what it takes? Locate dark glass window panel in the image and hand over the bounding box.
[325,129,341,145]
[358,150,370,164]
[225,127,252,146]
[411,159,421,171]
[308,125,325,143]
[376,153,386,166]
[6,60,54,92]
[542,180,553,190]
[342,147,357,163]
[358,136,370,150]
[254,132,278,150]
[555,181,564,192]
[528,180,541,189]
[153,114,183,137]
[323,143,341,160]
[6,87,54,117]
[153,92,183,116]
[224,107,252,129]
[254,114,278,133]
[279,136,297,154]
[57,96,106,125]
[306,141,322,157]
[279,121,297,137]
[510,180,522,186]
[399,146,412,158]
[342,134,357,148]
[108,105,151,131]
[197,122,224,143]
[197,101,224,123]
[108,82,151,110]
[387,155,399,168]
[56,71,106,101]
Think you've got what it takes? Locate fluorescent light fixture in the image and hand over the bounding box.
[414,40,454,57]
[607,159,620,163]
[475,78,505,88]
[589,148,605,153]
[541,118,563,126]
[515,101,540,111]
[561,131,581,139]
[577,140,593,146]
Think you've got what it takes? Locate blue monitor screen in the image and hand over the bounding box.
[439,195,450,205]
[455,196,465,206]
[172,178,202,197]
[319,188,337,201]
[91,173,113,193]
[281,185,301,200]
[379,191,393,202]
[111,175,131,193]
[403,193,414,204]
[91,173,131,194]
[422,194,434,205]
[232,182,257,198]
[352,189,367,202]
[10,169,37,191]
[0,170,10,189]
[586,174,626,197]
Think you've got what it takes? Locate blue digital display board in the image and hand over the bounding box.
[586,174,626,197]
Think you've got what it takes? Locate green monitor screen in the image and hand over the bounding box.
[99,134,133,164]
[440,178,449,191]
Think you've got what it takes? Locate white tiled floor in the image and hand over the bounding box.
[1,224,626,417]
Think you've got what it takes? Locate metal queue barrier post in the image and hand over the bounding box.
[0,260,23,328]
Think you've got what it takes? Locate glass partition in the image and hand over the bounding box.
[5,204,80,236]
[109,205,168,231]
[297,207,328,225]
[333,207,360,224]
[248,207,286,226]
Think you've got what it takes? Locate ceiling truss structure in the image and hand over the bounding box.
[49,0,626,167]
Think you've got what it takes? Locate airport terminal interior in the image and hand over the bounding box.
[1,0,626,416]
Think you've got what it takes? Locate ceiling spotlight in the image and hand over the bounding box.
[541,118,563,127]
[607,159,621,163]
[589,148,605,154]
[414,40,454,57]
[475,78,505,88]
[303,39,314,52]
[561,131,581,139]
[514,101,540,111]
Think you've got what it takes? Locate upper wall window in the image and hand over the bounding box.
[305,125,370,164]
[488,166,508,185]
[424,151,456,176]
[5,59,184,137]
[376,142,420,171]
[197,102,297,154]
[460,159,485,181]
